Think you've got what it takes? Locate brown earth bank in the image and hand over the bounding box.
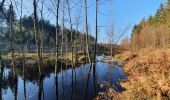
[96,49,170,100]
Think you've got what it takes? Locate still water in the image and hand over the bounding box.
[0,58,126,100]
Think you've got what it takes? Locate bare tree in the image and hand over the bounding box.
[18,0,27,99]
[0,0,5,64]
[74,3,82,65]
[110,24,131,54]
[19,0,24,58]
[61,0,65,66]
[55,0,60,77]
[84,0,91,63]
[33,0,41,75]
[106,24,115,58]
[9,1,15,75]
[66,0,73,67]
[94,0,98,64]
[40,0,45,59]
[61,1,65,98]
[92,0,99,96]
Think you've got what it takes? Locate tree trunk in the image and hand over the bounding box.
[33,0,41,75]
[92,0,98,96]
[84,0,91,63]
[40,0,44,59]
[66,0,74,67]
[55,0,60,77]
[94,0,98,64]
[9,3,15,75]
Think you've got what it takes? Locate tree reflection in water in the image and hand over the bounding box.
[38,74,44,100]
[1,61,126,100]
[0,53,4,100]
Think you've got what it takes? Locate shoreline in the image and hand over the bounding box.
[96,49,170,100]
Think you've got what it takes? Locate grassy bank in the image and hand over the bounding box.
[2,52,91,67]
[96,49,170,100]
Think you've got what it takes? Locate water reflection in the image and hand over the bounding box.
[14,74,18,100]
[1,61,126,100]
[55,74,58,100]
[0,57,5,100]
[38,75,44,100]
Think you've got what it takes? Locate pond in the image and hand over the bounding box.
[0,58,126,100]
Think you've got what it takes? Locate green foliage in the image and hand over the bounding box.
[0,11,94,51]
[131,2,170,50]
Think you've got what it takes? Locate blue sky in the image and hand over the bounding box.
[8,0,168,43]
[91,0,167,43]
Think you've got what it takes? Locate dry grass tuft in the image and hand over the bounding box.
[96,49,170,100]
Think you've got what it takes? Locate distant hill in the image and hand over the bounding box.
[0,12,95,52]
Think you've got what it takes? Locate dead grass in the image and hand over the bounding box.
[96,49,170,100]
[121,49,170,100]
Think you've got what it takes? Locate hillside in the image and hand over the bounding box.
[0,12,95,51]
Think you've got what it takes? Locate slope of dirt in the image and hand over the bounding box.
[96,49,170,100]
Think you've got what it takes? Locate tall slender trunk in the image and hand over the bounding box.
[61,2,65,99]
[67,0,74,100]
[61,0,64,69]
[55,0,60,77]
[75,29,78,65]
[20,0,24,59]
[94,0,98,64]
[84,0,91,63]
[65,35,68,68]
[0,6,5,88]
[66,0,74,67]
[40,0,44,59]
[74,7,81,65]
[92,0,98,96]
[33,0,41,75]
[9,3,15,75]
[20,3,26,99]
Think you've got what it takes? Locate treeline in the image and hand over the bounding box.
[0,7,94,51]
[131,1,170,50]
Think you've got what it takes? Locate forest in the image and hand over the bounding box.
[131,1,170,50]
